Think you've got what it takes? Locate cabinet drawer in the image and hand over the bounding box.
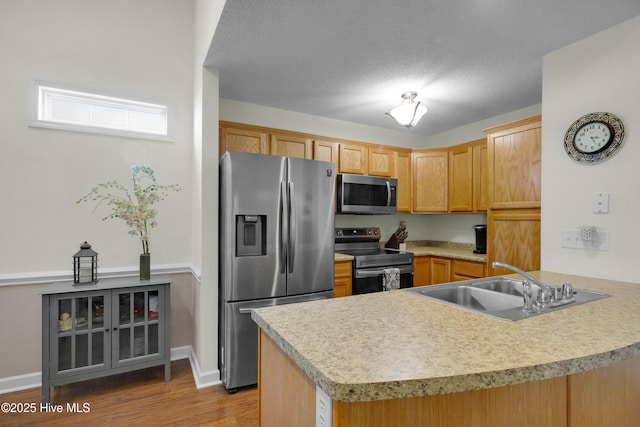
[452,260,485,280]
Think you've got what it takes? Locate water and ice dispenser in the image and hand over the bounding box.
[236,215,267,257]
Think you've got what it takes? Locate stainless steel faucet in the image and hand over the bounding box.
[492,261,575,311]
[491,262,545,288]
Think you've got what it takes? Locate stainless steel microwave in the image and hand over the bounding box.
[336,174,398,214]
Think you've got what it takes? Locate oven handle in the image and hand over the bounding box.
[355,265,414,278]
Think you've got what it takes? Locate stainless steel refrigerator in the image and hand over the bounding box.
[219,151,335,391]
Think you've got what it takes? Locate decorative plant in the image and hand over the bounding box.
[77,165,180,255]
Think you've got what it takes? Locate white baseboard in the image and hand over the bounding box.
[0,371,42,395]
[187,347,221,389]
[0,345,219,395]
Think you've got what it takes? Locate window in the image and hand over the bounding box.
[30,80,172,141]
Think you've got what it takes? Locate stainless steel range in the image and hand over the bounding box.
[335,227,414,294]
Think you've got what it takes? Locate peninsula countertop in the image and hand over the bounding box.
[252,271,640,402]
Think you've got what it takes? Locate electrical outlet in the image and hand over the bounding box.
[562,228,609,250]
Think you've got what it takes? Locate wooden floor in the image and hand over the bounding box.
[0,359,258,426]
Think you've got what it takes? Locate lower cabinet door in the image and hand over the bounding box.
[430,258,451,285]
[112,286,165,368]
[49,291,111,380]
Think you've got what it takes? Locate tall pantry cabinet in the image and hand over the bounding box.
[484,115,541,276]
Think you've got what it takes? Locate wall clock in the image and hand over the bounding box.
[564,112,625,163]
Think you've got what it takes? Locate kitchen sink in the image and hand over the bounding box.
[405,277,609,321]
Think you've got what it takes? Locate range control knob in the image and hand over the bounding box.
[336,230,343,236]
[373,229,379,235]
[367,229,372,235]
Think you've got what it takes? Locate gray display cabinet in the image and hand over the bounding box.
[41,275,171,403]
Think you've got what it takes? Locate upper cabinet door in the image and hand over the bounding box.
[448,145,473,212]
[394,151,412,213]
[313,140,339,164]
[485,116,541,209]
[270,134,312,159]
[412,150,448,212]
[473,142,488,212]
[219,125,269,158]
[339,143,368,175]
[368,147,394,177]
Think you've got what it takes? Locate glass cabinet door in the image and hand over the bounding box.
[50,291,110,377]
[114,287,163,365]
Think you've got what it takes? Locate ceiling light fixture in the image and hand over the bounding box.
[386,91,428,128]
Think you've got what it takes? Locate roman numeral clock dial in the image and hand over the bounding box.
[564,112,625,163]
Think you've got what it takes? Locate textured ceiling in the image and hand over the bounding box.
[206,0,640,136]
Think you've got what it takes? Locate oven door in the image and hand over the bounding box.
[352,265,414,294]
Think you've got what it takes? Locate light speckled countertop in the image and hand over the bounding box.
[404,240,486,263]
[252,271,640,402]
[334,252,353,262]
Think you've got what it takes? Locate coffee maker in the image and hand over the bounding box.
[473,224,487,254]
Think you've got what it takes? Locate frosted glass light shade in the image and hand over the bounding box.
[386,92,428,128]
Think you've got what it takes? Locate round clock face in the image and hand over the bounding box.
[564,112,625,163]
[574,122,611,153]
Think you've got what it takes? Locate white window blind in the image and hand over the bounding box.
[30,80,171,141]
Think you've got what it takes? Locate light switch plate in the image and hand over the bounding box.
[592,193,609,214]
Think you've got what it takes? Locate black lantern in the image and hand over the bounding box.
[73,241,98,284]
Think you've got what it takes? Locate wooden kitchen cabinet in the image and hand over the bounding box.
[334,260,352,298]
[448,144,474,212]
[484,115,541,276]
[219,124,269,158]
[412,149,448,212]
[473,142,489,212]
[394,150,412,213]
[413,256,430,287]
[415,256,485,286]
[313,140,339,164]
[270,134,312,159]
[487,208,541,276]
[452,259,486,281]
[430,257,452,285]
[448,139,487,213]
[485,115,541,209]
[368,147,394,177]
[339,143,368,175]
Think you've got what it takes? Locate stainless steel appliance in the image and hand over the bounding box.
[336,174,398,214]
[219,152,336,391]
[335,227,413,294]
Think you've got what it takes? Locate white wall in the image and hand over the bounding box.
[0,0,195,274]
[193,0,226,376]
[0,0,196,380]
[541,15,640,282]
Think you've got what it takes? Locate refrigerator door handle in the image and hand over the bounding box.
[386,179,392,208]
[288,181,296,273]
[279,181,287,274]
